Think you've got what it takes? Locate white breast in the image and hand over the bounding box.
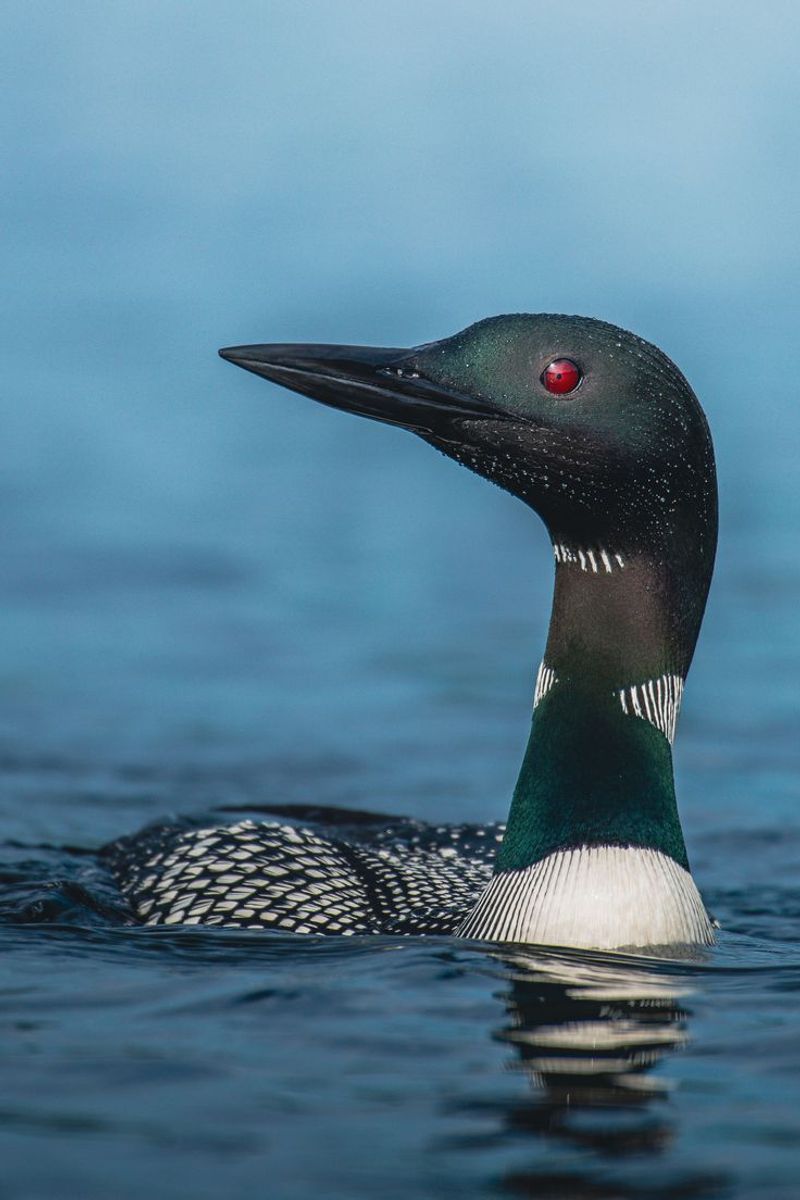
[456,845,714,950]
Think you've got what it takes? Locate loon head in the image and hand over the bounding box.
[221,315,715,614]
[220,314,718,950]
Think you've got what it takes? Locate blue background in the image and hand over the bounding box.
[2,4,799,1197]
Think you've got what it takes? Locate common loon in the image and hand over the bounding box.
[108,314,717,949]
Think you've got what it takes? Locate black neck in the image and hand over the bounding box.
[495,530,715,875]
[544,540,713,685]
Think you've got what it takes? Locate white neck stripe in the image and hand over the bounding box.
[619,674,684,743]
[533,663,684,744]
[554,543,625,572]
[533,662,557,708]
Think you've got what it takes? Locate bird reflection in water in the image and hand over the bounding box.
[499,948,690,1111]
[453,947,727,1199]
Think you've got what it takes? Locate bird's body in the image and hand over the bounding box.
[108,813,500,935]
[109,313,718,950]
[109,814,710,947]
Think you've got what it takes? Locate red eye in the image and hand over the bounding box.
[541,358,582,395]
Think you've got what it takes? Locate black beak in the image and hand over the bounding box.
[218,342,498,433]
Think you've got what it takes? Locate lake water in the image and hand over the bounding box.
[2,4,800,1197]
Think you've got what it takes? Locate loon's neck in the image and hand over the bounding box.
[500,539,709,874]
[457,536,715,949]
